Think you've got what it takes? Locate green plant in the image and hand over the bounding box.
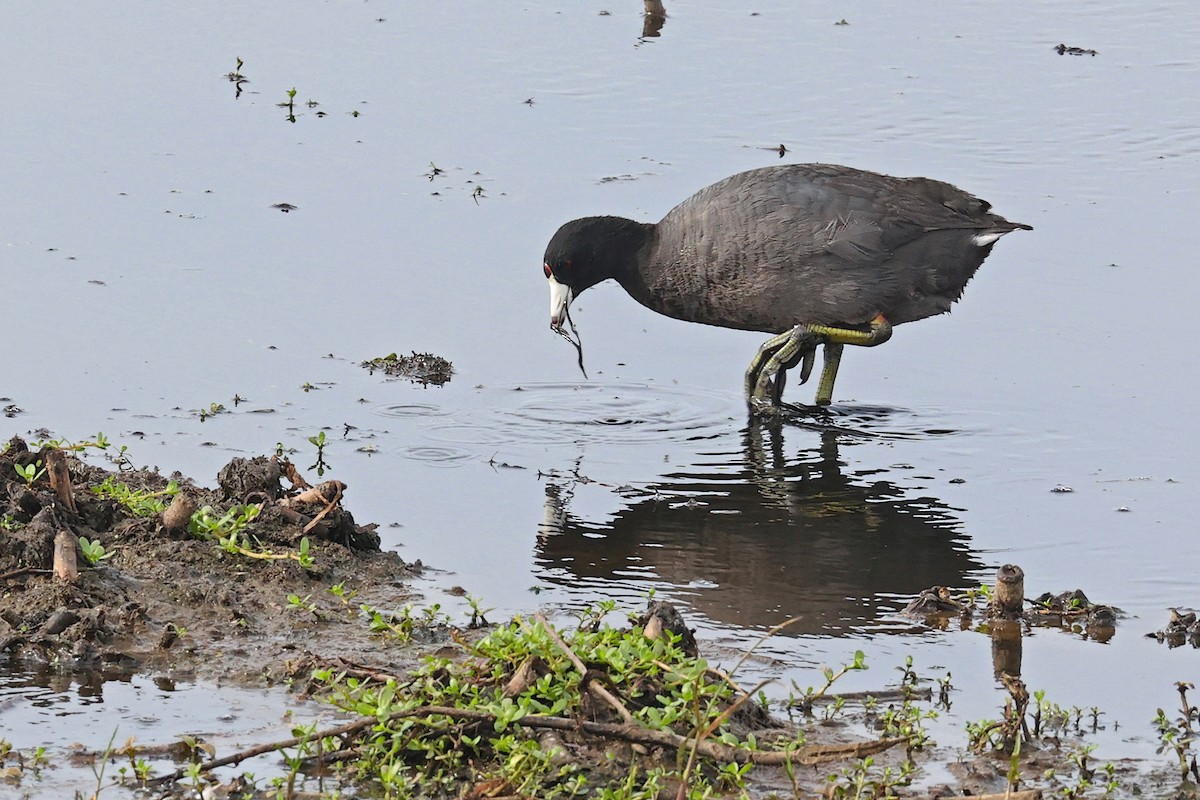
[361,602,450,643]
[13,460,46,485]
[316,605,777,798]
[188,504,313,568]
[189,502,261,541]
[27,745,48,776]
[328,581,357,603]
[936,672,953,709]
[228,56,245,81]
[183,760,205,792]
[287,593,319,617]
[126,753,153,784]
[789,649,868,714]
[33,431,110,452]
[89,728,119,799]
[308,430,330,476]
[1153,681,1200,783]
[465,594,494,628]
[197,402,225,421]
[879,698,936,750]
[79,536,114,565]
[962,583,994,606]
[91,477,181,517]
[280,87,298,122]
[826,755,914,799]
[895,654,918,686]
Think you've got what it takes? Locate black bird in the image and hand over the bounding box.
[543,163,1030,409]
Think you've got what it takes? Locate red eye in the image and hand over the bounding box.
[543,263,553,278]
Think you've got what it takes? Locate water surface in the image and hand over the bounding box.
[3,0,1199,791]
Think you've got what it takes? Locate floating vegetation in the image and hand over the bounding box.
[361,351,454,386]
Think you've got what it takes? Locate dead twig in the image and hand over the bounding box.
[923,791,1042,800]
[725,616,802,678]
[535,611,636,725]
[0,567,51,582]
[150,716,375,785]
[275,456,312,491]
[279,479,346,535]
[152,702,906,785]
[804,687,933,706]
[284,480,346,508]
[332,660,403,685]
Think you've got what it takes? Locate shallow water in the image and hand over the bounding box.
[0,658,340,794]
[3,0,1200,792]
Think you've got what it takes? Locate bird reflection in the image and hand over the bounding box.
[536,415,983,635]
[641,0,666,40]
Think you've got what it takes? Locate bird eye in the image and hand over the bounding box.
[543,263,553,279]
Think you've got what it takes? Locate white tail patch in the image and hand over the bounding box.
[973,231,1005,246]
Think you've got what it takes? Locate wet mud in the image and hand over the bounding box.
[0,436,423,685]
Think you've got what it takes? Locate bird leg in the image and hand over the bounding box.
[770,341,817,406]
[746,314,893,409]
[812,343,843,407]
[746,327,822,410]
[744,330,788,401]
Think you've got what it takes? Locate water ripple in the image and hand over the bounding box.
[376,403,449,419]
[399,445,476,468]
[427,382,736,447]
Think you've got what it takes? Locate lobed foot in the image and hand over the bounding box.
[745,315,893,411]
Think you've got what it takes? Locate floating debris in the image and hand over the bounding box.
[1055,43,1098,56]
[902,586,965,616]
[361,351,454,386]
[1147,608,1200,648]
[1029,589,1117,629]
[903,566,1119,640]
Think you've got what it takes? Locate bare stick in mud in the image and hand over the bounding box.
[162,492,198,533]
[53,530,78,582]
[990,563,1025,619]
[45,449,76,513]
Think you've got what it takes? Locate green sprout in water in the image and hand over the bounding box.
[308,430,330,476]
[197,402,225,421]
[279,87,298,122]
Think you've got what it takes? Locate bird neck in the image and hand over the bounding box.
[591,216,655,289]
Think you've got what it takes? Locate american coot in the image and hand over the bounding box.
[544,163,1030,409]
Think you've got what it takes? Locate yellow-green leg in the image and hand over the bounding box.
[746,327,821,410]
[813,342,843,406]
[746,314,893,410]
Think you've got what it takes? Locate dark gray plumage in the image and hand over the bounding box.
[543,163,1030,409]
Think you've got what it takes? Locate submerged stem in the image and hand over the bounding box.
[556,307,588,379]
